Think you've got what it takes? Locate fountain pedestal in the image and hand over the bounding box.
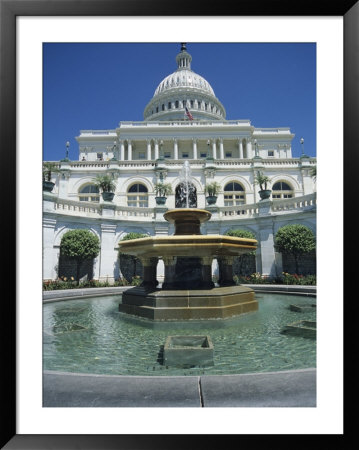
[119,208,258,321]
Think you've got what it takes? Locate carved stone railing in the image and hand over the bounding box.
[271,193,316,212]
[115,206,154,219]
[54,198,101,215]
[47,193,316,221]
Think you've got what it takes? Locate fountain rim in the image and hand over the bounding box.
[117,234,258,257]
[163,208,212,224]
[42,289,316,407]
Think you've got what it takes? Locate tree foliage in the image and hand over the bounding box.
[224,229,257,272]
[61,229,100,259]
[120,232,148,243]
[60,229,100,281]
[225,229,256,240]
[118,232,148,281]
[275,224,316,273]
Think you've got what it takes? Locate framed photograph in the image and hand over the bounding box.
[2,0,355,447]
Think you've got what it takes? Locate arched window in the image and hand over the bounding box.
[224,182,245,206]
[272,181,294,199]
[127,183,148,207]
[78,184,100,202]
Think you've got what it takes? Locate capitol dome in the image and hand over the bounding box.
[143,43,226,122]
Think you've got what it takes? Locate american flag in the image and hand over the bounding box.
[185,106,194,121]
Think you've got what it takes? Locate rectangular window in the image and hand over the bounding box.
[268,150,274,157]
[96,152,103,160]
[225,152,232,158]
[164,152,171,158]
[138,152,146,159]
[200,152,207,158]
[168,102,171,109]
[182,152,189,158]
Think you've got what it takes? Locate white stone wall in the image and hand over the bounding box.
[43,192,316,282]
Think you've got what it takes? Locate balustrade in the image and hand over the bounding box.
[49,193,316,221]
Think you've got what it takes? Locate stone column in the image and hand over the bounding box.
[219,138,224,159]
[218,256,236,286]
[140,257,159,288]
[162,256,177,289]
[201,256,214,288]
[154,140,159,160]
[192,139,198,159]
[239,139,244,159]
[120,140,125,161]
[127,140,132,161]
[256,216,277,278]
[43,216,57,280]
[147,140,152,160]
[99,223,117,283]
[212,139,217,159]
[247,139,253,159]
[173,139,179,160]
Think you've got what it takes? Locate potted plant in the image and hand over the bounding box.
[43,162,59,192]
[154,182,172,205]
[255,171,271,200]
[93,174,116,201]
[205,181,221,205]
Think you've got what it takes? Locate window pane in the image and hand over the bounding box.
[138,184,148,192]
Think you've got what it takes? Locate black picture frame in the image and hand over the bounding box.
[1,0,355,448]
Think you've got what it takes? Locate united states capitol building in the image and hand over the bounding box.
[43,44,316,283]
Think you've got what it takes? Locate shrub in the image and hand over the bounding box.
[275,224,316,274]
[118,233,148,282]
[255,171,271,191]
[154,182,172,197]
[205,181,221,196]
[93,174,116,193]
[60,229,100,282]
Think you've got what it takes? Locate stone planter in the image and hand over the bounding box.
[155,196,167,206]
[102,192,115,202]
[259,189,272,200]
[43,181,55,192]
[206,195,217,205]
[163,335,214,367]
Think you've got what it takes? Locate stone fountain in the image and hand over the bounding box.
[118,162,258,321]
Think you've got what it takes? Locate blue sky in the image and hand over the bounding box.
[43,42,316,161]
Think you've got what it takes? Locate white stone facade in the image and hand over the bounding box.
[43,44,316,283]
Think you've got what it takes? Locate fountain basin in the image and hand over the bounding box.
[118,207,258,321]
[118,234,257,258]
[119,285,258,321]
[163,335,214,367]
[164,208,211,235]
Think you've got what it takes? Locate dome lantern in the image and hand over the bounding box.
[176,42,192,70]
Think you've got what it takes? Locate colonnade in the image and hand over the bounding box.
[116,137,253,161]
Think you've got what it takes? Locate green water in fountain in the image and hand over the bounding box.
[43,293,316,376]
